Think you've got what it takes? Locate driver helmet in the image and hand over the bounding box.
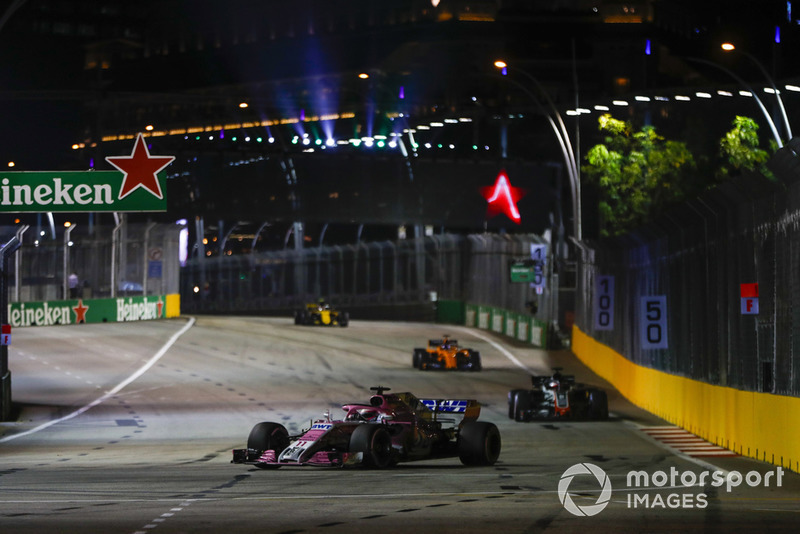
[357,408,379,421]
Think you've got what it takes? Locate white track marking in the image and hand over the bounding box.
[453,326,533,372]
[0,317,195,444]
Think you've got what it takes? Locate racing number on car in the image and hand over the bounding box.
[594,275,614,331]
[640,296,668,349]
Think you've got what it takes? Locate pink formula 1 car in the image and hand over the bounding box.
[232,387,501,469]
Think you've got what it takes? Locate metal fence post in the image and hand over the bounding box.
[142,222,156,296]
[62,224,77,299]
[13,225,29,303]
[111,217,123,298]
[0,236,22,421]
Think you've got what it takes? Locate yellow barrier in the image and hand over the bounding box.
[165,293,181,318]
[572,324,800,473]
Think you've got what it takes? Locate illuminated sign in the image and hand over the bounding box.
[480,169,526,224]
[0,134,172,213]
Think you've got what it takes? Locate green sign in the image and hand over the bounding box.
[7,296,168,327]
[0,171,167,212]
[509,260,537,283]
[0,133,173,213]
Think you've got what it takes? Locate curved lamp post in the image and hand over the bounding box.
[687,57,784,148]
[494,60,582,240]
[721,42,792,141]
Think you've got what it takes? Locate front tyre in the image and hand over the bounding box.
[247,422,290,469]
[458,421,501,466]
[412,349,425,369]
[349,424,394,468]
[339,312,349,327]
[588,389,609,420]
[508,389,525,419]
[513,390,531,422]
[418,352,430,371]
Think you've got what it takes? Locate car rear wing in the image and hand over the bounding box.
[420,398,481,421]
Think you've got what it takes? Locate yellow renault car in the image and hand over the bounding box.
[294,300,349,327]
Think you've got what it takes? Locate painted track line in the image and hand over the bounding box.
[0,317,195,444]
[454,326,533,373]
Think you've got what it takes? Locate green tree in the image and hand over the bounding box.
[583,114,697,237]
[716,115,771,180]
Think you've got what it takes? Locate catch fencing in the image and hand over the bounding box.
[180,232,552,324]
[3,220,181,303]
[574,139,800,397]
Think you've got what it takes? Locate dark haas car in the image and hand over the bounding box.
[232,386,501,468]
[412,335,481,371]
[508,368,608,421]
[294,301,349,327]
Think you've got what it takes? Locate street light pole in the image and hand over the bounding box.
[687,57,784,148]
[721,43,792,141]
[494,61,582,241]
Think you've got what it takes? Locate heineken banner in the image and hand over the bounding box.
[7,294,180,327]
[0,133,173,213]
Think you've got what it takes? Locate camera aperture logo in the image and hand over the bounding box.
[558,463,785,516]
[558,463,612,516]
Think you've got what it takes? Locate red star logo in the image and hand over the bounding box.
[73,299,89,324]
[480,169,527,224]
[105,133,175,200]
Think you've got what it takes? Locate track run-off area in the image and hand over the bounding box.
[1,316,799,533]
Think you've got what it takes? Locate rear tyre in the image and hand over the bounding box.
[349,424,394,468]
[339,312,349,327]
[458,421,501,466]
[412,349,425,369]
[294,311,304,325]
[247,422,290,469]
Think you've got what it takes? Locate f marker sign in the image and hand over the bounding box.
[740,283,759,315]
